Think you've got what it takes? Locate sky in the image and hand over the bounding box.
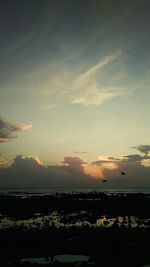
[0,0,150,188]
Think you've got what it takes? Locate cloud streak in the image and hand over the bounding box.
[19,47,134,112]
[132,145,150,156]
[27,49,131,111]
[0,117,32,143]
[70,50,130,106]
[75,50,123,89]
[73,151,89,155]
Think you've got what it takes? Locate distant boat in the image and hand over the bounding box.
[102,179,107,182]
[121,171,126,175]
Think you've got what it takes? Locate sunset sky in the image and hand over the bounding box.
[0,0,150,188]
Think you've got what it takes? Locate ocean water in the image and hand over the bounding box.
[0,186,150,197]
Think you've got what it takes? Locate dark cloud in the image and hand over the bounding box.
[1,148,150,188]
[106,156,120,161]
[132,145,150,156]
[92,160,114,166]
[0,117,32,142]
[63,156,86,172]
[0,155,93,188]
[90,150,150,187]
[122,154,149,162]
[102,153,150,187]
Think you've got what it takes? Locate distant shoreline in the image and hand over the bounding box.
[1,186,150,197]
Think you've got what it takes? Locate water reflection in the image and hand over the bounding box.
[1,211,150,230]
[97,215,135,228]
[12,254,89,265]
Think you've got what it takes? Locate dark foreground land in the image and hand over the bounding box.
[1,192,150,266]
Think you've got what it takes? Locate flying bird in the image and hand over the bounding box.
[121,171,126,175]
[102,179,107,182]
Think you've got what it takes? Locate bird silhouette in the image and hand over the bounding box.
[102,179,107,182]
[121,171,126,175]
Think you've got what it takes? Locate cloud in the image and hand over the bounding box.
[92,155,119,171]
[73,151,89,155]
[0,155,48,187]
[12,155,44,168]
[123,154,149,162]
[97,155,120,162]
[19,124,32,131]
[74,50,123,89]
[63,156,85,172]
[0,155,94,188]
[101,151,150,187]
[1,145,150,188]
[70,50,129,106]
[32,50,130,110]
[22,47,133,112]
[71,88,124,106]
[84,164,104,179]
[0,159,9,169]
[63,156,104,179]
[0,138,10,143]
[0,117,32,143]
[132,145,150,156]
[88,149,150,187]
[92,155,118,174]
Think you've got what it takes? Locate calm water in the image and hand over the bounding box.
[20,255,89,264]
[0,186,150,197]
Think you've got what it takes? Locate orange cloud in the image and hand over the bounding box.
[141,159,150,167]
[84,164,104,179]
[29,156,44,166]
[101,162,118,170]
[0,117,32,143]
[0,138,10,143]
[0,159,10,168]
[18,124,32,131]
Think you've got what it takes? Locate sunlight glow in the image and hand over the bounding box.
[84,164,104,179]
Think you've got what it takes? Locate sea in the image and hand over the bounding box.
[0,186,150,197]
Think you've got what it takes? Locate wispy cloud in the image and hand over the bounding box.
[70,50,130,106]
[74,50,122,89]
[21,49,133,112]
[71,87,125,106]
[0,117,32,143]
[73,151,89,155]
